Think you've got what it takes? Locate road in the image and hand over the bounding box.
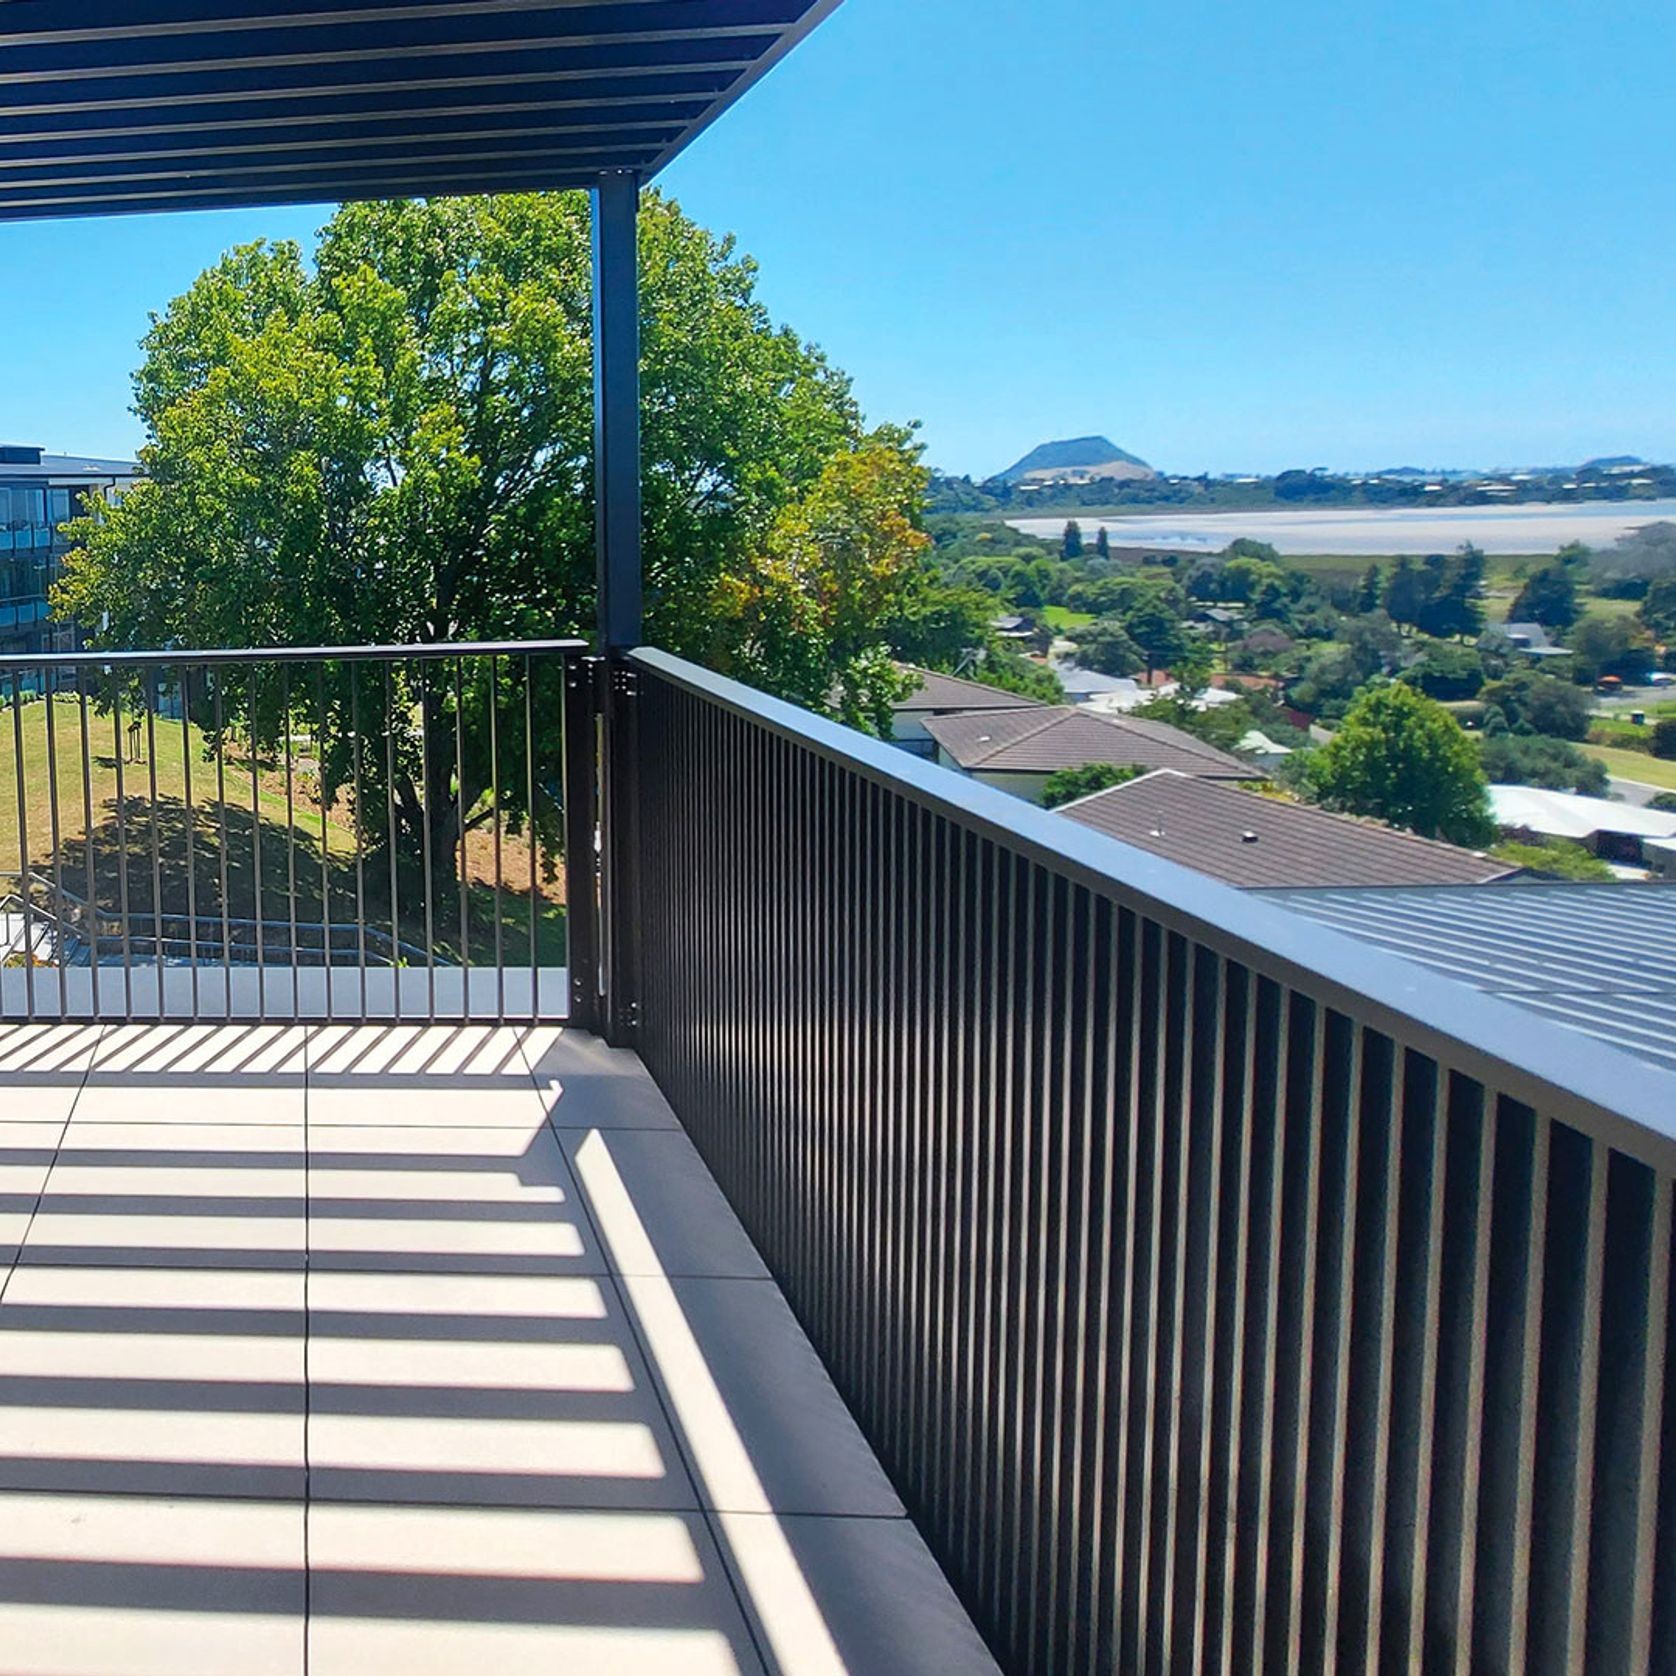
[1609,777,1669,807]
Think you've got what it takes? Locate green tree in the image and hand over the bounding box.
[57,191,867,884]
[1510,564,1579,630]
[1311,682,1494,845]
[1355,562,1383,614]
[1042,761,1140,808]
[1415,545,1485,640]
[1568,614,1655,684]
[1119,593,1190,675]
[1638,573,1676,639]
[1400,638,1486,700]
[1062,519,1084,559]
[1072,618,1144,676]
[1383,556,1426,630]
[710,427,934,735]
[970,643,1064,702]
[1479,732,1608,794]
[1093,525,1111,562]
[1478,669,1592,739]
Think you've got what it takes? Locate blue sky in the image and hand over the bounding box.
[1,0,1671,479]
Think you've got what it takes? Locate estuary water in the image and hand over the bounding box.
[1005,499,1676,557]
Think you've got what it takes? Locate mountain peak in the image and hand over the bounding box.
[995,435,1155,485]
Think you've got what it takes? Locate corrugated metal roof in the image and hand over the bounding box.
[891,667,1048,714]
[1059,770,1515,888]
[1267,883,1676,1074]
[923,706,1251,779]
[0,1,841,221]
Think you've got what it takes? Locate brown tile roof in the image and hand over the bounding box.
[922,708,1251,778]
[1057,770,1517,888]
[892,668,1049,714]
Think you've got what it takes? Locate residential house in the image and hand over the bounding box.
[922,706,1250,802]
[1489,782,1676,867]
[1493,620,1573,661]
[1057,769,1516,888]
[888,666,1045,756]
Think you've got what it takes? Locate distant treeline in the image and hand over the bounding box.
[929,460,1676,516]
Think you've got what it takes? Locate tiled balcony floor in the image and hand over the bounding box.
[0,1022,997,1676]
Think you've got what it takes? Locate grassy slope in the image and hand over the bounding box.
[1580,743,1676,790]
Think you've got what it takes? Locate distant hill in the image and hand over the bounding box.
[995,435,1156,486]
[1583,455,1645,471]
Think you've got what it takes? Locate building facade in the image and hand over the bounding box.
[0,443,135,680]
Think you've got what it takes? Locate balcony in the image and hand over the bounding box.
[0,3,1669,1671]
[2,635,1672,1674]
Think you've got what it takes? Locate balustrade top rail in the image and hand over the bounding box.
[629,646,1676,1173]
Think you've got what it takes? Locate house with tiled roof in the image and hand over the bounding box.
[888,666,1047,755]
[921,707,1250,802]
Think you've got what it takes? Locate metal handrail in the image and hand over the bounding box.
[629,645,1676,1172]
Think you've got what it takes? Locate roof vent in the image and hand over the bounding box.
[1241,830,1259,843]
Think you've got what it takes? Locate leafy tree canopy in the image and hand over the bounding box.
[1070,618,1144,677]
[1478,669,1592,740]
[1509,564,1579,630]
[55,191,929,873]
[1042,761,1140,808]
[1568,613,1655,684]
[709,426,932,735]
[1479,732,1608,795]
[1310,682,1494,846]
[65,192,861,659]
[1638,573,1676,640]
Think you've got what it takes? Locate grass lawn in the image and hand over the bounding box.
[1581,743,1676,791]
[1039,605,1094,630]
[1577,592,1643,620]
[1,695,566,965]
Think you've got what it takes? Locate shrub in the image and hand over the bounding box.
[1653,718,1676,760]
[1480,732,1609,795]
[1489,839,1616,881]
[1042,762,1140,808]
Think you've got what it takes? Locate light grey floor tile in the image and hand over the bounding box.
[0,1023,100,1123]
[0,1122,61,1267]
[0,1492,303,1676]
[521,1028,682,1130]
[306,1123,605,1274]
[308,1504,762,1675]
[715,1511,1003,1676]
[560,1127,770,1280]
[308,1025,542,1126]
[22,1123,304,1271]
[638,1276,902,1518]
[73,1024,307,1124]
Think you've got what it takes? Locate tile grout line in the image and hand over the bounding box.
[516,1025,779,1676]
[0,1023,104,1308]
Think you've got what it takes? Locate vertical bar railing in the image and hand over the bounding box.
[0,640,586,1023]
[625,645,1676,1676]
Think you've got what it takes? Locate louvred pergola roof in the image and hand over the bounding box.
[0,0,841,220]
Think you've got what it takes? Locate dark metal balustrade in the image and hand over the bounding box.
[0,640,587,1022]
[623,646,1674,1676]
